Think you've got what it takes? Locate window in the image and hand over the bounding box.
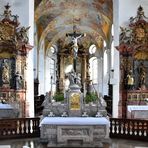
[49,58,55,84]
[89,57,98,84]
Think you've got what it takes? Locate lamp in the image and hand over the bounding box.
[109,69,117,85]
[110,69,114,79]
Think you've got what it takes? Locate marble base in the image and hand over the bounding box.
[40,117,110,147]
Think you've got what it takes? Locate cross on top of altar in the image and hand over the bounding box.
[66,26,86,59]
[66,26,86,73]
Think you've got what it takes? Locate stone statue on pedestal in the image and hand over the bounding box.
[2,59,9,84]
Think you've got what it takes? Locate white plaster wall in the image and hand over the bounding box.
[34,24,38,79]
[0,0,34,117]
[119,0,148,27]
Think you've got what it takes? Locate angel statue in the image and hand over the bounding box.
[16,26,30,43]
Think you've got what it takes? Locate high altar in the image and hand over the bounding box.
[0,4,32,117]
[40,20,109,148]
[117,6,148,118]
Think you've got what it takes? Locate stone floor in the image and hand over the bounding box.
[0,138,148,148]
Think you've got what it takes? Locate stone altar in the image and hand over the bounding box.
[40,117,110,147]
[40,74,109,147]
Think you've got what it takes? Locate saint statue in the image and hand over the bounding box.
[138,62,146,87]
[15,71,22,90]
[127,70,134,90]
[2,59,9,84]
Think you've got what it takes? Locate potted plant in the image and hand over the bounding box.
[54,92,64,102]
[85,92,98,104]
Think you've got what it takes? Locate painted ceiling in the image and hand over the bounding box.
[35,0,113,53]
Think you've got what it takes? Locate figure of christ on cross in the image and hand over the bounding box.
[66,30,86,73]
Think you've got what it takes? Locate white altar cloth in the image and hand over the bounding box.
[40,117,109,126]
[127,105,148,119]
[0,103,13,109]
[127,105,148,112]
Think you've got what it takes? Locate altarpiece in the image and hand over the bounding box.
[0,4,32,117]
[117,6,148,118]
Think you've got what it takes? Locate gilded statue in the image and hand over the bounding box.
[127,70,134,90]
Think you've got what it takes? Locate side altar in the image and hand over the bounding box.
[117,6,148,118]
[40,26,109,147]
[0,4,32,117]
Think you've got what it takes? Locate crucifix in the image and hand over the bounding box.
[66,27,86,73]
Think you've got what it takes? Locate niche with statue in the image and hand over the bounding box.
[117,6,148,118]
[0,4,32,117]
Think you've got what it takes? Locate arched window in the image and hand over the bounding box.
[89,57,98,84]
[49,58,56,84]
[45,46,56,92]
[89,44,96,54]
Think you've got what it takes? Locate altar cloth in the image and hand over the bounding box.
[40,117,109,126]
[0,103,13,109]
[127,105,148,119]
[127,105,148,112]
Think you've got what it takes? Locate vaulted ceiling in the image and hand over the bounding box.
[35,0,113,53]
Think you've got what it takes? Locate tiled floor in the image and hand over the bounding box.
[0,138,148,148]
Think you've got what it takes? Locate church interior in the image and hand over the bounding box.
[0,0,148,147]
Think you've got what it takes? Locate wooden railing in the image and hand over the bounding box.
[1,117,148,141]
[0,117,40,139]
[110,118,148,141]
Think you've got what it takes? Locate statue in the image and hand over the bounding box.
[2,59,9,84]
[71,34,85,59]
[68,70,76,85]
[127,70,134,90]
[66,27,86,73]
[68,70,81,86]
[15,71,22,90]
[138,62,146,87]
[75,73,81,87]
[16,26,30,43]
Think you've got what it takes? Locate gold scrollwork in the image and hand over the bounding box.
[0,23,14,41]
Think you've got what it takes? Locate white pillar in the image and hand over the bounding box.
[26,0,34,117]
[112,0,120,118]
[38,40,45,95]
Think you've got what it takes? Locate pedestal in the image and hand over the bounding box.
[68,84,83,117]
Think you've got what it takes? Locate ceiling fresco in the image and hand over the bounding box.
[35,0,113,53]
